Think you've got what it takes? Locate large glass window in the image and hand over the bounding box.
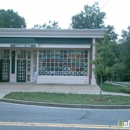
[0,50,10,59]
[17,50,26,59]
[38,50,88,76]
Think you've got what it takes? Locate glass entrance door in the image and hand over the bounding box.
[0,59,10,82]
[17,60,26,82]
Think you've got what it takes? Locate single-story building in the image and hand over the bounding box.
[0,28,105,85]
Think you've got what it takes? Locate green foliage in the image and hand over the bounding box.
[118,26,130,80]
[113,63,126,81]
[92,37,116,98]
[118,88,130,94]
[70,2,106,29]
[105,25,118,42]
[97,75,107,85]
[0,9,26,28]
[92,37,116,77]
[33,20,61,29]
[120,26,130,43]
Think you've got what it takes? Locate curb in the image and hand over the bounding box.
[0,98,130,109]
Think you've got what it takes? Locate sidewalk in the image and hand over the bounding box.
[105,81,130,87]
[0,83,100,98]
[1,83,130,109]
[0,83,130,99]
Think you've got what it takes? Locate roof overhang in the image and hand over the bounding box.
[0,28,106,38]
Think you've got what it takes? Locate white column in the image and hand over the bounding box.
[91,38,96,85]
[30,50,33,83]
[36,49,39,73]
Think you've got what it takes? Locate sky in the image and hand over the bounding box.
[0,0,130,36]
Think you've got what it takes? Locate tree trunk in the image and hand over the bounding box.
[100,76,103,99]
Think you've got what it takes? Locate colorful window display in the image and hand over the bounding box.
[38,50,88,76]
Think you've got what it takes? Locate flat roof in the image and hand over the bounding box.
[0,28,106,38]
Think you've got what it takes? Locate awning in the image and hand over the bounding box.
[0,37,92,44]
[0,37,37,43]
[35,38,92,44]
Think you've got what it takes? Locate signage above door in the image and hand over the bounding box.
[10,44,36,48]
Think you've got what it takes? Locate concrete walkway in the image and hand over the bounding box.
[0,83,130,99]
[105,81,128,87]
[0,83,100,98]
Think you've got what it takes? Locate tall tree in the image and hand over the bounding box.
[104,25,119,81]
[0,9,26,28]
[92,37,116,98]
[119,26,130,82]
[120,26,130,43]
[70,2,106,29]
[105,25,118,42]
[33,20,61,29]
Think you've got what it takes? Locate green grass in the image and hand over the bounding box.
[118,88,130,94]
[102,83,123,92]
[4,92,130,105]
[102,83,130,94]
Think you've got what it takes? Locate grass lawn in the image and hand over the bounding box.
[4,92,130,105]
[102,83,130,94]
[102,83,123,92]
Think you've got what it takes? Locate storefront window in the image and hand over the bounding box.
[17,50,26,59]
[0,50,10,59]
[0,50,10,81]
[38,50,88,76]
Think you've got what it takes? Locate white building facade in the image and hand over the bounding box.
[0,29,105,85]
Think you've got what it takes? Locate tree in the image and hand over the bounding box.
[0,9,26,28]
[119,26,130,85]
[92,37,116,98]
[119,26,130,43]
[33,20,61,29]
[111,26,130,83]
[119,26,130,83]
[103,25,119,81]
[105,25,118,42]
[70,2,106,29]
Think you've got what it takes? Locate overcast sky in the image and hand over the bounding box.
[0,0,130,36]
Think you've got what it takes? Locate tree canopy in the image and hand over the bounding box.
[91,37,116,96]
[0,9,26,28]
[70,2,106,29]
[119,26,130,73]
[33,20,61,29]
[105,25,118,42]
[92,37,116,78]
[70,2,118,42]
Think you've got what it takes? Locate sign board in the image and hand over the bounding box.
[10,44,36,48]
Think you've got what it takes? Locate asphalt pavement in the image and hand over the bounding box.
[0,102,130,130]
